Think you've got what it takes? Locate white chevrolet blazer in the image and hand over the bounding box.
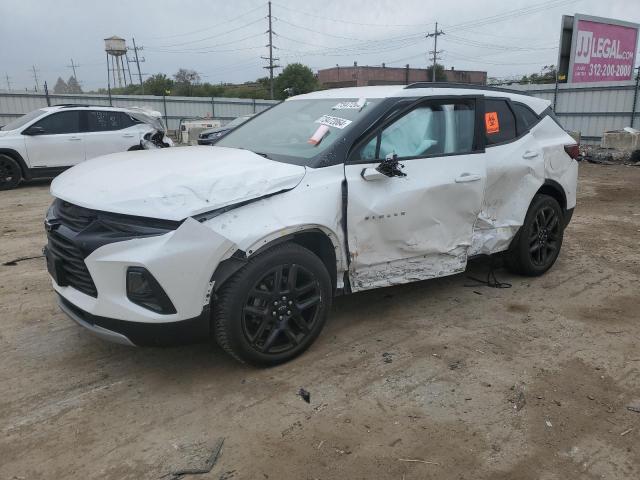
[45,84,578,365]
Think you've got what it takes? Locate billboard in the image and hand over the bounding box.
[558,14,639,84]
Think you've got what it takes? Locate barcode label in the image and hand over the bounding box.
[315,115,352,130]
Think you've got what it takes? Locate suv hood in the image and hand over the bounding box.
[51,146,306,221]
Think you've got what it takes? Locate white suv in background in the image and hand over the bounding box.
[0,105,161,189]
[45,84,578,366]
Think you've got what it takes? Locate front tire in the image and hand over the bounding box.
[506,194,564,276]
[0,154,22,190]
[213,242,332,366]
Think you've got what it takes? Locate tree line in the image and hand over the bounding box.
[93,63,319,100]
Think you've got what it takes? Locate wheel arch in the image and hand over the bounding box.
[212,226,343,294]
[0,148,30,180]
[537,179,567,212]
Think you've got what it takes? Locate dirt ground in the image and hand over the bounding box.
[1,163,639,480]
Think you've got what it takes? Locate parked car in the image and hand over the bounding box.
[197,115,253,145]
[45,83,578,366]
[0,105,170,190]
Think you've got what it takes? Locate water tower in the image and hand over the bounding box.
[105,36,130,88]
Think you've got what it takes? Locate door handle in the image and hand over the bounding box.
[68,137,81,141]
[523,150,539,159]
[122,134,135,138]
[455,173,482,183]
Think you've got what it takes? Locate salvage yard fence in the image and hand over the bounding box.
[511,81,640,145]
[1,80,639,145]
[0,91,279,133]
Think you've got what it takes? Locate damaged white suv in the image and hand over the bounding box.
[45,84,578,365]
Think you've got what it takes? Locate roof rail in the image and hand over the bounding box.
[53,104,111,108]
[404,82,531,96]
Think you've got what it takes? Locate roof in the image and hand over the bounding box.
[291,84,550,114]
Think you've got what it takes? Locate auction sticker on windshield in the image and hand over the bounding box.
[332,98,366,110]
[315,115,352,129]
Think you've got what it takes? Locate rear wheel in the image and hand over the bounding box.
[0,154,21,190]
[506,194,564,276]
[213,242,332,366]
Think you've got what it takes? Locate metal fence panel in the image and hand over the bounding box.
[0,91,278,131]
[513,82,638,144]
[1,85,638,144]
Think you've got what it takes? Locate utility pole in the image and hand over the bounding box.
[131,38,145,93]
[31,65,40,91]
[261,1,279,99]
[67,58,80,81]
[426,22,444,82]
[5,74,11,91]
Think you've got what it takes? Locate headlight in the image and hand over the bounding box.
[126,267,176,314]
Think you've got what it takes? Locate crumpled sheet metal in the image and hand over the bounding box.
[51,146,306,221]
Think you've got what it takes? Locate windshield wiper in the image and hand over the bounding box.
[252,151,271,159]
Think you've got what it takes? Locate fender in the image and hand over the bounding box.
[210,225,345,293]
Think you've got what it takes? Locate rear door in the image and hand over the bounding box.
[84,110,144,159]
[470,98,546,256]
[23,110,85,167]
[344,97,487,291]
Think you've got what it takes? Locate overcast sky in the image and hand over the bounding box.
[1,0,638,92]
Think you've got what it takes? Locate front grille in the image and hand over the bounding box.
[54,200,96,232]
[47,231,97,297]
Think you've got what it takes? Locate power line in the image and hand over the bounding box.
[146,33,265,53]
[262,1,279,99]
[149,17,265,48]
[443,0,580,32]
[271,2,433,28]
[426,22,444,81]
[143,4,267,40]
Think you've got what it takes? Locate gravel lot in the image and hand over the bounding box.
[1,163,639,480]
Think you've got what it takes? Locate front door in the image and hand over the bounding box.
[344,97,487,291]
[23,110,85,168]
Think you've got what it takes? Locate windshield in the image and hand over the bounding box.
[216,98,377,164]
[1,109,46,131]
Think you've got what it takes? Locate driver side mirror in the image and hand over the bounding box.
[23,126,46,136]
[361,153,407,181]
[376,153,407,178]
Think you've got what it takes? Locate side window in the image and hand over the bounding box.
[32,111,81,135]
[87,110,133,132]
[118,112,138,129]
[484,99,516,146]
[357,100,475,160]
[512,103,540,134]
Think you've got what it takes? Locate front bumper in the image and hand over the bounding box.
[57,294,210,346]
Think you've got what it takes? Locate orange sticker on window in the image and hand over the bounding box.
[485,111,500,134]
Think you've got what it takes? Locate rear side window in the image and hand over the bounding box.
[484,99,516,146]
[32,111,82,135]
[87,111,137,132]
[357,100,476,161]
[512,103,540,134]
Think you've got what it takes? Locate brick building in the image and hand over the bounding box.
[317,64,487,88]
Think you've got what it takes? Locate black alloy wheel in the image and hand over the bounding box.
[213,242,332,366]
[0,155,21,190]
[506,194,564,276]
[242,263,322,355]
[528,205,560,267]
